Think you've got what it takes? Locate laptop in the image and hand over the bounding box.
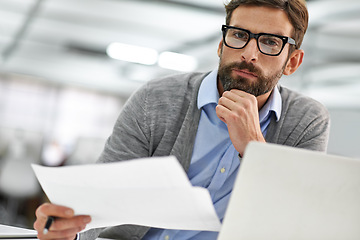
[218,142,360,240]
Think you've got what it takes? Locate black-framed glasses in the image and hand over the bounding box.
[221,25,296,56]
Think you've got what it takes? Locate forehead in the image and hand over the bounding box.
[229,6,293,36]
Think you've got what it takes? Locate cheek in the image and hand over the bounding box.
[219,48,238,65]
[263,56,288,75]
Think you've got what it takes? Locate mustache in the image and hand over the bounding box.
[227,61,262,76]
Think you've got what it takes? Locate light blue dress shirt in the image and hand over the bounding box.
[143,69,282,240]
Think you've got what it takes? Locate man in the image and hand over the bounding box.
[33,0,330,239]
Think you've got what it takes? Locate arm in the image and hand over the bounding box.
[98,84,151,163]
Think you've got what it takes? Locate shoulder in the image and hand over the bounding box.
[144,72,209,95]
[267,85,330,151]
[124,72,208,107]
[124,72,208,124]
[129,72,209,110]
[278,85,329,119]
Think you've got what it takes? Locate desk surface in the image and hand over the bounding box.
[0,224,37,239]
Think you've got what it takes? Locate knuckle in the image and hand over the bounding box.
[35,205,44,217]
[218,97,225,105]
[215,104,224,113]
[33,221,42,232]
[228,112,238,121]
[36,203,52,217]
[222,91,230,97]
[243,98,256,110]
[42,202,52,210]
[249,94,257,103]
[242,98,251,107]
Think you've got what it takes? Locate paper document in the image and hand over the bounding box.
[32,156,221,232]
[0,224,37,239]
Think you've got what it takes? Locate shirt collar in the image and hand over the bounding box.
[259,86,282,122]
[197,69,282,122]
[197,69,219,109]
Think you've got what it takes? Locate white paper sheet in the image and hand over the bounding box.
[32,156,221,232]
[0,224,37,238]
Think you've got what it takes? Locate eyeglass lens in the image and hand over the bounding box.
[225,28,284,55]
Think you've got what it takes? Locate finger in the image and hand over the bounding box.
[37,225,85,240]
[229,89,254,98]
[215,104,230,124]
[218,93,238,111]
[222,90,244,102]
[34,204,75,234]
[36,216,90,240]
[218,94,248,116]
[50,215,91,232]
[34,203,91,237]
[225,90,257,104]
[36,215,91,235]
[36,203,75,220]
[219,91,250,112]
[221,91,237,102]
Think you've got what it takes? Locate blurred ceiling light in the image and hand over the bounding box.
[158,51,198,72]
[107,43,198,72]
[106,42,158,65]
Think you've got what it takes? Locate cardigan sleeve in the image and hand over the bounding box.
[97,83,151,164]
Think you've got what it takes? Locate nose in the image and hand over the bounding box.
[241,38,259,63]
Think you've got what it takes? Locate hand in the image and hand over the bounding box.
[216,89,265,156]
[33,203,91,240]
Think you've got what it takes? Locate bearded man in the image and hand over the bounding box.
[34,0,330,239]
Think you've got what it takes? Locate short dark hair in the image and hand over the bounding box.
[224,0,308,49]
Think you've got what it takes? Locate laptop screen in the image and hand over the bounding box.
[218,142,360,240]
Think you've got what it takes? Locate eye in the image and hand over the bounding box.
[231,30,248,41]
[260,36,282,47]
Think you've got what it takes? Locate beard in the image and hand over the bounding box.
[218,60,286,97]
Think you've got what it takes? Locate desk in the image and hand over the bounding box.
[0,224,37,239]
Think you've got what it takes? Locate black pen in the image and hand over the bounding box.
[43,216,55,234]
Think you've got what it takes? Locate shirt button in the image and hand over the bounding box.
[220,167,226,173]
[164,235,170,240]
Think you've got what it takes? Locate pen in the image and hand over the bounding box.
[43,216,55,234]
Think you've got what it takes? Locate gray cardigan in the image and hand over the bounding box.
[81,72,330,240]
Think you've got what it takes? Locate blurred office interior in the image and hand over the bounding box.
[0,0,359,229]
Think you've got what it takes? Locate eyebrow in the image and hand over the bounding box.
[231,25,288,37]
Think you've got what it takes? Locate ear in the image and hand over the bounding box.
[283,49,304,75]
[217,40,223,58]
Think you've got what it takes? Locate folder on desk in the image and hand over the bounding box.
[218,142,360,240]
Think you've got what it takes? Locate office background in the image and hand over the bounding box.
[0,0,359,229]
